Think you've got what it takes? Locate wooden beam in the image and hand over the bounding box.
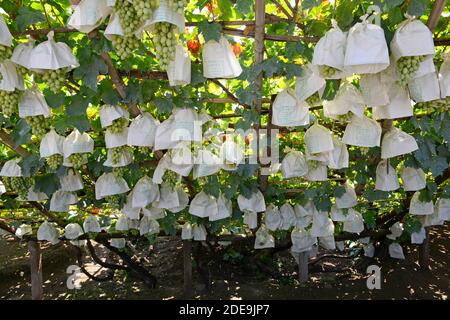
[427,0,447,31]
[0,130,30,157]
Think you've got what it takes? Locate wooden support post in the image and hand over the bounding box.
[183,240,193,298]
[298,251,309,283]
[419,227,430,271]
[28,240,43,300]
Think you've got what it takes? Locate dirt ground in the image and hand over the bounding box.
[0,223,448,300]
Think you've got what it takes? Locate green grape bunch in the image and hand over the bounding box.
[68,153,86,169]
[17,66,28,77]
[46,154,63,170]
[318,65,339,78]
[112,166,126,177]
[111,35,140,60]
[306,92,321,106]
[153,22,178,70]
[105,194,121,210]
[138,146,151,154]
[110,145,130,165]
[38,68,68,93]
[25,115,52,139]
[135,0,159,22]
[107,117,129,134]
[415,98,449,113]
[0,45,13,62]
[168,0,187,14]
[3,176,31,199]
[396,55,425,87]
[0,90,20,117]
[115,0,141,35]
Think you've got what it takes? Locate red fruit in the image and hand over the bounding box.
[91,207,100,215]
[187,38,200,56]
[245,135,251,145]
[222,135,227,143]
[232,43,243,57]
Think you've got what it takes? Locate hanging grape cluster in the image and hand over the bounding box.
[2,177,31,200]
[153,22,178,70]
[415,98,450,113]
[138,146,151,154]
[0,90,19,117]
[112,167,126,177]
[115,0,141,35]
[318,65,339,78]
[306,92,321,106]
[396,55,425,87]
[46,154,63,170]
[106,195,121,209]
[0,45,12,62]
[107,117,129,134]
[35,68,68,93]
[25,115,52,138]
[110,145,130,165]
[135,0,159,22]
[17,65,28,77]
[168,0,187,14]
[111,35,140,60]
[68,153,86,169]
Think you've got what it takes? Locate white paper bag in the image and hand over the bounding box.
[167,44,191,86]
[272,88,309,127]
[99,104,129,128]
[83,215,101,233]
[203,36,242,79]
[95,172,130,199]
[0,60,25,91]
[243,211,258,229]
[381,127,418,159]
[40,129,64,158]
[294,204,312,228]
[281,150,308,179]
[372,82,413,120]
[0,159,22,177]
[409,191,434,215]
[319,235,336,250]
[280,203,296,230]
[305,161,328,182]
[210,193,232,221]
[115,215,129,231]
[104,146,132,167]
[104,12,124,39]
[295,64,326,101]
[11,39,35,69]
[154,116,179,150]
[342,115,381,147]
[359,73,389,107]
[323,82,365,120]
[364,243,375,257]
[0,12,12,47]
[139,0,185,34]
[18,86,51,118]
[344,11,389,74]
[390,17,435,63]
[181,223,193,240]
[139,216,160,236]
[131,176,160,208]
[173,108,202,142]
[37,221,60,244]
[311,210,334,237]
[304,123,334,154]
[336,182,357,209]
[142,207,165,220]
[63,129,94,157]
[291,228,316,253]
[264,204,281,231]
[60,169,84,192]
[375,159,400,191]
[411,227,426,244]
[312,19,347,79]
[388,243,405,259]
[330,205,347,222]
[408,72,441,103]
[15,224,32,238]
[237,190,266,213]
[220,140,244,164]
[127,112,159,147]
[50,190,77,212]
[68,0,112,33]
[19,187,48,202]
[110,238,126,248]
[254,226,275,249]
[65,223,84,240]
[343,208,364,234]
[437,198,450,221]
[193,149,222,179]
[327,136,349,169]
[193,224,207,241]
[401,167,426,191]
[439,54,450,98]
[189,191,218,218]
[28,31,79,70]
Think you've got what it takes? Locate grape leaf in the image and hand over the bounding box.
[236,0,253,14]
[198,21,222,42]
[34,173,60,197]
[302,0,322,9]
[15,7,45,31]
[407,0,428,16]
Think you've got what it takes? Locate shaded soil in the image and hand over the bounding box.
[0,223,448,300]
